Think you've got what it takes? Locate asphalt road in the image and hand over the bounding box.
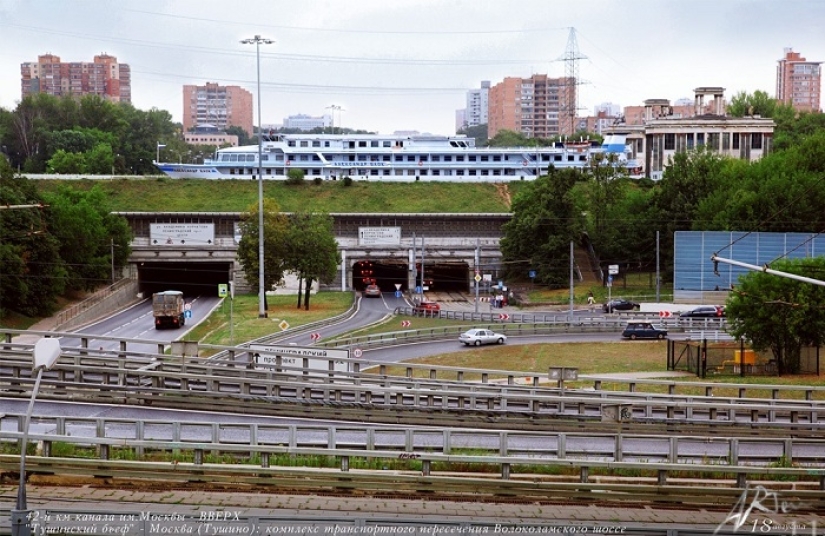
[57,294,223,353]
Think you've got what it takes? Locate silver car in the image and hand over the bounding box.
[459,328,507,346]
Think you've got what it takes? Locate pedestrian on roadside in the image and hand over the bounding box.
[587,291,596,312]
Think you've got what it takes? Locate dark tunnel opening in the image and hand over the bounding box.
[138,262,233,297]
[352,260,470,293]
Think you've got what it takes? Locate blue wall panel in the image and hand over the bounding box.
[674,232,824,292]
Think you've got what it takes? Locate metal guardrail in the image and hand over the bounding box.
[7,327,821,403]
[0,442,823,502]
[323,312,728,349]
[1,352,824,436]
[4,413,825,467]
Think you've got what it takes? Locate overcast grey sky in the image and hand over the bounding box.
[1,0,822,135]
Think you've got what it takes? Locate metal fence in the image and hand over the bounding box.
[668,339,822,378]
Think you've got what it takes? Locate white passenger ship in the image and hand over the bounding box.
[154,133,639,181]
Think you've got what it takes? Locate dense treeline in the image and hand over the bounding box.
[0,157,132,319]
[0,93,193,174]
[501,105,825,287]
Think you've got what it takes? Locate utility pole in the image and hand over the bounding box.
[474,239,480,313]
[111,239,115,285]
[411,232,417,300]
[656,231,661,302]
[421,235,426,296]
[569,240,575,322]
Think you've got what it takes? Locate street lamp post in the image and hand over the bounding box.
[241,34,274,318]
[11,338,62,536]
[326,104,343,134]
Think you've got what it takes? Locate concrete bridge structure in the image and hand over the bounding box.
[117,212,511,296]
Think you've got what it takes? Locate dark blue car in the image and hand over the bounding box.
[621,321,667,340]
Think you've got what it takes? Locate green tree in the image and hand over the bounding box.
[584,178,658,273]
[47,149,87,174]
[41,184,132,292]
[726,257,825,375]
[47,129,98,154]
[236,198,290,311]
[650,147,729,279]
[225,126,252,146]
[582,152,624,249]
[285,213,340,310]
[487,129,531,147]
[500,167,584,286]
[693,131,825,234]
[0,157,67,317]
[456,124,488,146]
[85,143,116,175]
[726,90,778,118]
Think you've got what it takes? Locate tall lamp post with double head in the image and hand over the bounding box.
[241,34,274,318]
[11,338,62,536]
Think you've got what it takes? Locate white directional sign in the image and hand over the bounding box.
[358,227,401,246]
[250,344,350,373]
[608,264,619,275]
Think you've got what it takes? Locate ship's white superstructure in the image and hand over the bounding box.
[154,133,639,181]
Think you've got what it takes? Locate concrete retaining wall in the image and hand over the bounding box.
[54,278,143,331]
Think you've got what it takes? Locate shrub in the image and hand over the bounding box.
[285,168,305,186]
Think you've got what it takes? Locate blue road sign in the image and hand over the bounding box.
[529,270,536,279]
[395,290,402,298]
[184,310,192,319]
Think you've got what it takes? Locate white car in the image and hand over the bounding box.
[459,328,507,346]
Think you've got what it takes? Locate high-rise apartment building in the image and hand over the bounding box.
[182,83,253,136]
[464,81,490,128]
[21,54,131,103]
[488,75,575,139]
[776,48,822,113]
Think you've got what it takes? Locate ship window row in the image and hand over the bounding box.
[223,168,529,177]
[220,153,585,164]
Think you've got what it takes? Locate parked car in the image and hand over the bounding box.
[621,321,668,340]
[364,284,381,298]
[413,301,441,316]
[459,328,507,346]
[680,305,725,318]
[603,298,640,313]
